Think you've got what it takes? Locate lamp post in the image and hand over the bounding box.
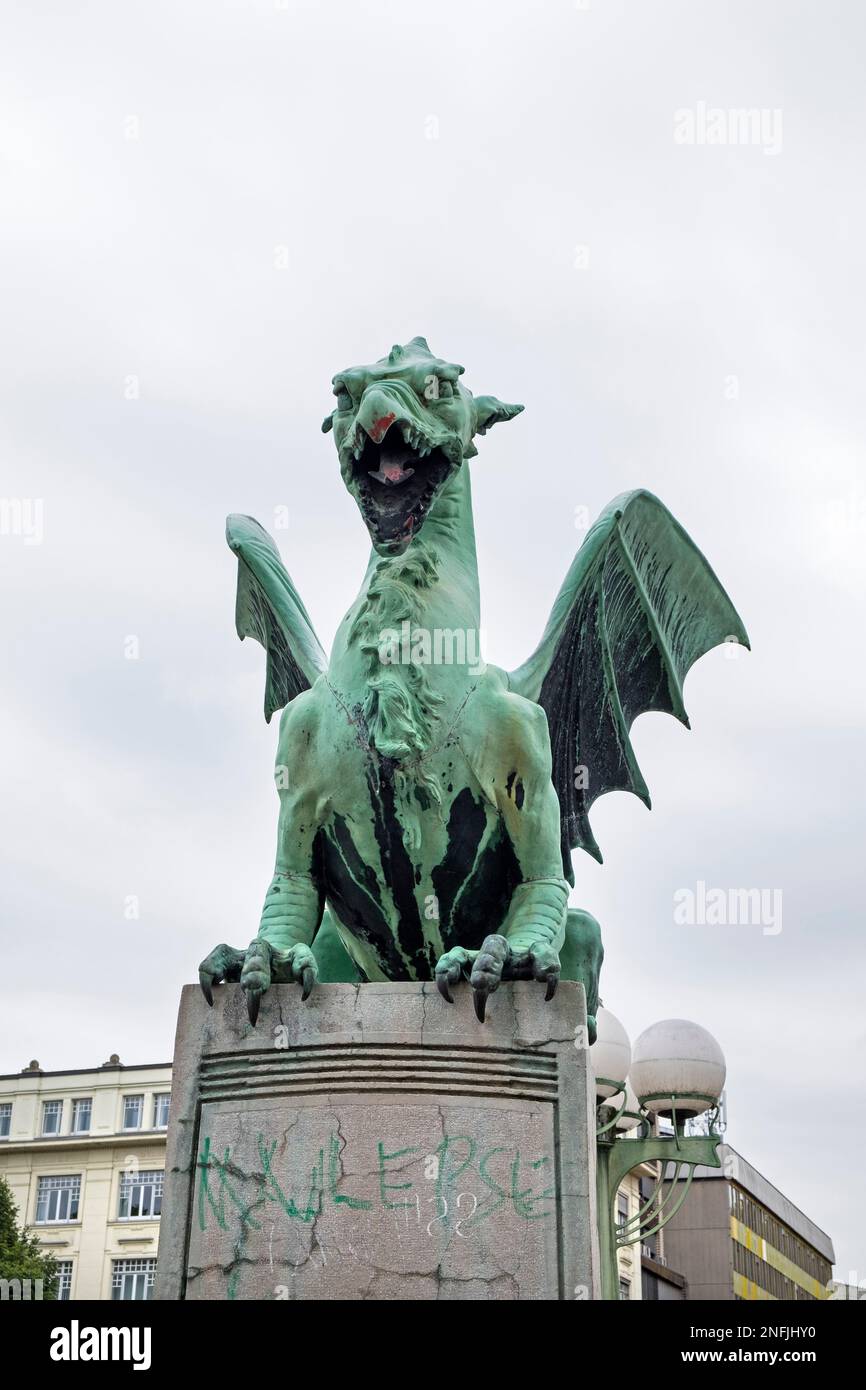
[592,1014,726,1301]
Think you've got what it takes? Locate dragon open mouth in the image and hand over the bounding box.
[353,423,451,551]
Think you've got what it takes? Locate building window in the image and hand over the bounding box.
[0,1102,11,1138]
[42,1100,63,1135]
[55,1261,73,1301]
[35,1174,81,1224]
[111,1258,156,1301]
[617,1191,630,1230]
[122,1095,144,1130]
[118,1169,163,1220]
[71,1098,92,1134]
[619,1278,631,1300]
[152,1093,170,1129]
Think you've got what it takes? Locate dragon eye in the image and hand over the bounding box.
[333,385,353,412]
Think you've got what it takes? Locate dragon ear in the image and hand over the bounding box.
[473,396,524,436]
[322,411,335,433]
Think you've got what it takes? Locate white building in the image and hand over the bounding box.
[0,1056,171,1300]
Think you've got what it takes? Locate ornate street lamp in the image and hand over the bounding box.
[592,1016,726,1300]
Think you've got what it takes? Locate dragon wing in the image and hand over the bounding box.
[226,513,327,722]
[508,490,749,871]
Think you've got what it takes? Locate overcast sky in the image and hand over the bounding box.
[2,0,864,1277]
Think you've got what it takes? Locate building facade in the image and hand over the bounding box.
[0,1057,171,1300]
[662,1145,834,1300]
[614,1168,644,1300]
[613,1165,686,1300]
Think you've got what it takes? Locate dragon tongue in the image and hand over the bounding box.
[369,460,415,485]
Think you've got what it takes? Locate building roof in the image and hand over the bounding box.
[666,1144,835,1265]
[0,1062,171,1081]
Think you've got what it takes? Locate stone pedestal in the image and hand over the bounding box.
[155,981,599,1300]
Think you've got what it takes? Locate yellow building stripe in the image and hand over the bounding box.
[730,1217,829,1299]
[733,1271,776,1301]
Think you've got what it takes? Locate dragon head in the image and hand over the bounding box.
[322,336,522,556]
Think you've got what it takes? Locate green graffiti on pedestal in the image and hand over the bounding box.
[195,1131,556,1235]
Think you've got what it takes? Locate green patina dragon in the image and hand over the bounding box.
[199,337,747,1029]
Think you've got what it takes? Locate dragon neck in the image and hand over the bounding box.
[342,466,480,778]
[360,463,480,628]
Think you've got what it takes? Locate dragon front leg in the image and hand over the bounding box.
[241,871,322,1023]
[200,699,324,1024]
[437,693,570,1020]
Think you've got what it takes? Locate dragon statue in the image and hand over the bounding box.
[199,337,747,1031]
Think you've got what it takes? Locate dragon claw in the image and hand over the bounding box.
[269,942,318,1003]
[473,987,488,1023]
[226,940,318,1024]
[463,934,562,1020]
[436,977,454,1004]
[468,935,510,1022]
[435,935,560,1021]
[434,946,476,1007]
[197,943,245,1010]
[239,939,272,1028]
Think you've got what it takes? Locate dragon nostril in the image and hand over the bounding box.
[367,412,396,444]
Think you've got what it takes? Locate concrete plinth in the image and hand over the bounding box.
[155,981,599,1300]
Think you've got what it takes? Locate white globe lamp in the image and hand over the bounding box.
[591,1007,631,1100]
[630,1019,726,1122]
